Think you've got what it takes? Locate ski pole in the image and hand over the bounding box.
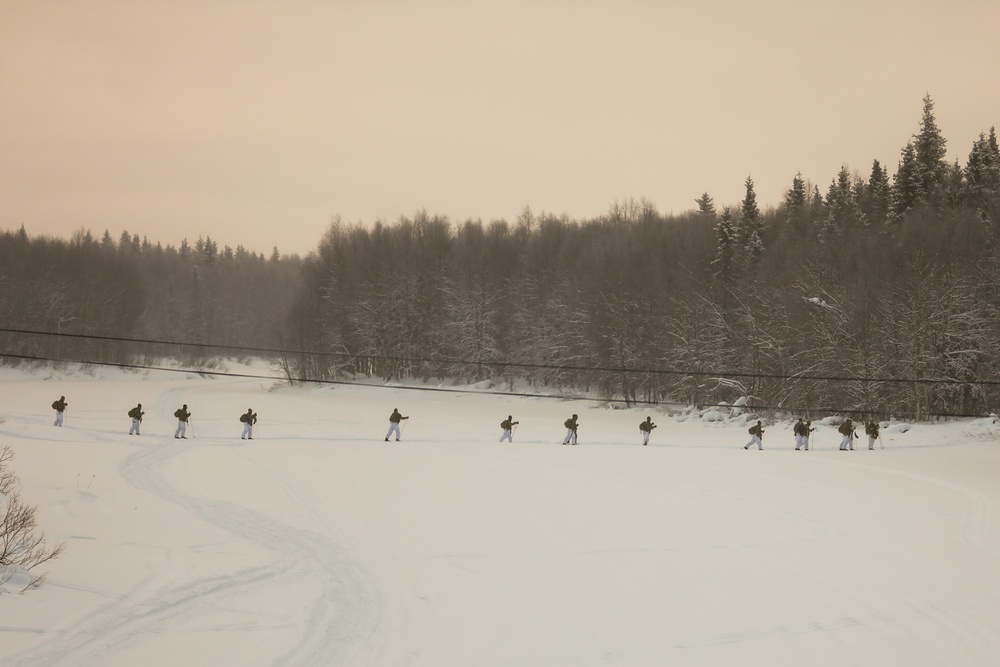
[189,418,195,439]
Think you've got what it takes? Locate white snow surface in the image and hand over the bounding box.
[2,362,1000,666]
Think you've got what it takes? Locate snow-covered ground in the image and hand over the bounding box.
[2,362,1000,666]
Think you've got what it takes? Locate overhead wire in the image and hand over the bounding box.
[1,328,996,419]
[1,326,996,387]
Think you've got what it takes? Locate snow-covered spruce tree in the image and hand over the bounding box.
[712,207,738,282]
[913,94,949,199]
[820,166,866,242]
[941,159,968,211]
[966,128,1000,210]
[890,142,922,220]
[1,446,64,594]
[784,172,808,230]
[891,95,950,220]
[740,176,764,267]
[861,159,891,227]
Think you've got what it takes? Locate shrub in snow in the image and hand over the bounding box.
[1,446,65,594]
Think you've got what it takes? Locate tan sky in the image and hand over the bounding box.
[2,0,999,256]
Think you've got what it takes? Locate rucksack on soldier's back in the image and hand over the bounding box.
[174,409,183,419]
[52,401,59,410]
[240,414,249,423]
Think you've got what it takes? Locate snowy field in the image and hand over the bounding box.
[2,362,1000,666]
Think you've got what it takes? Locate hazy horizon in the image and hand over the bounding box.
[3,1,1000,256]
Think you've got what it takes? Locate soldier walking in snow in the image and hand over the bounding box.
[499,415,519,443]
[52,395,67,427]
[744,420,764,450]
[793,418,807,450]
[174,404,192,439]
[865,419,880,450]
[128,403,144,435]
[838,419,856,450]
[803,420,815,450]
[240,408,257,439]
[385,408,409,441]
[562,414,579,445]
[639,416,656,446]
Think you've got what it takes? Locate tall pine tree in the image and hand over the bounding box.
[740,176,764,266]
[862,159,891,226]
[891,142,921,218]
[913,94,949,200]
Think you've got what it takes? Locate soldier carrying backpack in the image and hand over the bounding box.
[639,416,656,446]
[128,403,145,435]
[864,419,880,450]
[838,419,856,451]
[240,408,257,440]
[173,404,192,439]
[744,420,764,450]
[499,415,519,443]
[52,396,68,427]
[562,414,579,446]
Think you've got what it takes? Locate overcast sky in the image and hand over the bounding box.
[3,1,999,256]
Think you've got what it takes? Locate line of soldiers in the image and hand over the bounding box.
[382,411,658,446]
[746,417,882,451]
[560,414,658,446]
[125,403,257,439]
[53,396,882,449]
[835,418,882,450]
[50,397,257,439]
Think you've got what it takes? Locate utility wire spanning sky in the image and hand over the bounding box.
[3,1,1000,256]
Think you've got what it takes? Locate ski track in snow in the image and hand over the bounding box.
[820,455,998,562]
[6,404,383,666]
[668,453,1000,662]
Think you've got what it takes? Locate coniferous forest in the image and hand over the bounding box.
[3,96,1000,420]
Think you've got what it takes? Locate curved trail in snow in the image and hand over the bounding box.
[814,454,999,563]
[9,436,383,667]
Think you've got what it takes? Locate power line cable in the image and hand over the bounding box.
[1,326,996,388]
[1,351,993,420]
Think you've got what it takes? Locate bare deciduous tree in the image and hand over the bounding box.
[1,446,65,593]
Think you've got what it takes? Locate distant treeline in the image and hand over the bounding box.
[0,228,302,363]
[3,96,1000,419]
